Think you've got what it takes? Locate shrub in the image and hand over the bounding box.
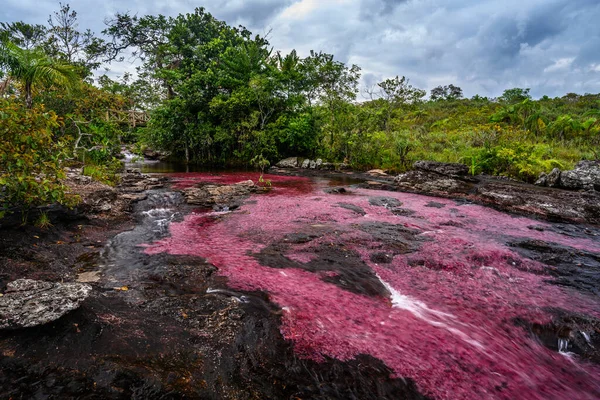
[0,100,78,217]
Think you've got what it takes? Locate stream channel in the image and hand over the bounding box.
[4,161,600,399]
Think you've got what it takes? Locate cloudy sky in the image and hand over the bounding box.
[2,0,600,98]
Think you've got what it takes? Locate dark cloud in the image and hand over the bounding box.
[2,0,600,97]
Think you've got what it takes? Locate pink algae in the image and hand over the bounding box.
[144,172,600,399]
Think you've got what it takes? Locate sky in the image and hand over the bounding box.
[2,0,600,99]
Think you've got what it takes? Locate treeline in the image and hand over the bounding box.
[96,8,599,180]
[1,5,600,218]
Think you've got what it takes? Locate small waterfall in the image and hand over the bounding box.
[377,274,484,350]
[580,331,594,348]
[558,338,570,353]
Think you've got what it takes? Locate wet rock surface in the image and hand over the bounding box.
[387,164,600,224]
[0,279,92,329]
[4,169,600,399]
[256,243,392,298]
[0,175,428,399]
[514,309,600,364]
[508,238,600,295]
[337,202,367,215]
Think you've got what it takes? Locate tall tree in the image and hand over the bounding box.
[430,84,463,101]
[46,3,107,75]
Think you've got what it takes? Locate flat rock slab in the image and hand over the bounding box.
[0,279,92,329]
[183,180,258,208]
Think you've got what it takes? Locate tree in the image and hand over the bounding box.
[46,3,108,76]
[370,76,425,132]
[499,88,531,104]
[0,22,47,50]
[430,84,463,101]
[0,39,79,108]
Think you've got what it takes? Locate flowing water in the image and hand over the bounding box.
[99,170,600,399]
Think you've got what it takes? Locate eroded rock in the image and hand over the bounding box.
[0,279,92,329]
[183,180,258,209]
[276,157,299,168]
[536,161,600,191]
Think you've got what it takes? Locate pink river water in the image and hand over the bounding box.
[142,172,600,399]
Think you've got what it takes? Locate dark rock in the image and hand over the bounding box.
[324,187,349,194]
[256,244,391,299]
[514,310,600,364]
[0,279,92,329]
[357,222,426,253]
[336,163,352,171]
[284,232,322,244]
[424,201,446,208]
[370,252,394,264]
[320,162,336,171]
[390,208,417,217]
[508,238,600,295]
[369,197,402,208]
[413,160,469,176]
[337,202,366,216]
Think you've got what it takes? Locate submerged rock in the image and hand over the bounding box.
[0,279,92,329]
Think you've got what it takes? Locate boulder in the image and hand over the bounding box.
[413,161,469,176]
[309,160,317,169]
[561,164,600,190]
[535,172,548,187]
[183,180,258,208]
[301,159,311,169]
[315,159,323,169]
[394,170,471,193]
[275,157,299,168]
[0,279,92,329]
[547,168,562,188]
[536,161,600,191]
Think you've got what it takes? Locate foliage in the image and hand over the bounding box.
[0,37,80,108]
[0,100,78,216]
[430,84,463,101]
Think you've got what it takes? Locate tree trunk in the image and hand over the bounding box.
[25,82,33,109]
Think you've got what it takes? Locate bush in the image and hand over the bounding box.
[0,100,78,217]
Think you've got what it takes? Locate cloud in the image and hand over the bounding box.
[2,0,600,97]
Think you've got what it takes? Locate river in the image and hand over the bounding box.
[97,166,600,399]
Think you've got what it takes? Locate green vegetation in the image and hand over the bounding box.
[1,4,599,218]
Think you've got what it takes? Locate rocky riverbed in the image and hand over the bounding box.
[1,164,600,399]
